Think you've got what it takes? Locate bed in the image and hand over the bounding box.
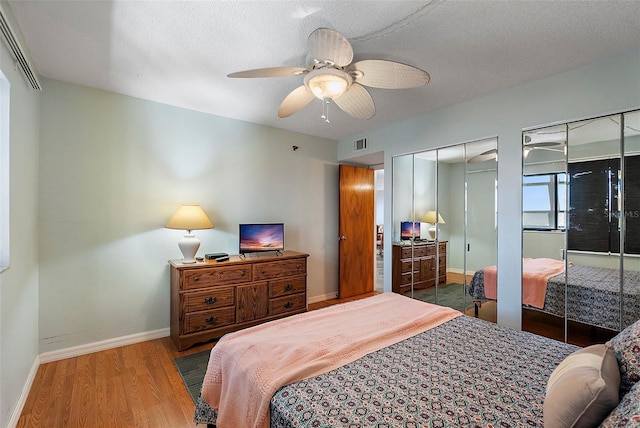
[191,292,637,427]
[468,258,640,331]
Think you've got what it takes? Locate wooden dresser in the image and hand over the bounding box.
[392,241,447,294]
[169,250,308,350]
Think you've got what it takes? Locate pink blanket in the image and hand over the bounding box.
[483,258,566,308]
[201,293,461,428]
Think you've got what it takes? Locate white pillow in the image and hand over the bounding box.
[544,343,620,428]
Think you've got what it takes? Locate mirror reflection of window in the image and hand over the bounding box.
[523,173,566,230]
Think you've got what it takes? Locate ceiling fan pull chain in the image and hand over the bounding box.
[321,98,330,124]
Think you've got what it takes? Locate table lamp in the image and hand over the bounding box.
[422,211,445,240]
[165,204,213,263]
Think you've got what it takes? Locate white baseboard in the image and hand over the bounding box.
[307,292,338,304]
[447,267,477,275]
[39,327,170,364]
[8,354,40,428]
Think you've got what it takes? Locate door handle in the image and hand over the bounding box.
[338,236,347,241]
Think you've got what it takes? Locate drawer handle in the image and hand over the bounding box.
[284,302,293,309]
[284,284,293,291]
[194,277,200,281]
[204,297,217,305]
[205,317,218,325]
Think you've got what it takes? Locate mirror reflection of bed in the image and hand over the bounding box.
[469,256,639,346]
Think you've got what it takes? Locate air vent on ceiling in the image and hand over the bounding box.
[0,5,41,91]
[354,138,367,151]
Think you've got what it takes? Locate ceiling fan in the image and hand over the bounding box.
[468,137,566,163]
[228,28,430,122]
[468,149,498,163]
[523,136,565,158]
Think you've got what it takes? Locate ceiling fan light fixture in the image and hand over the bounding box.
[304,68,351,100]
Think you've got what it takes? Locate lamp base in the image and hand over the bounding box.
[178,233,200,264]
[428,226,436,240]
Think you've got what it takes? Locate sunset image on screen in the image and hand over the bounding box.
[240,224,284,252]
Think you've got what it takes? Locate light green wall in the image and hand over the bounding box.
[339,49,640,329]
[0,24,40,428]
[38,79,339,353]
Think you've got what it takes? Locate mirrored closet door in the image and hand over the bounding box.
[391,138,497,321]
[522,109,640,346]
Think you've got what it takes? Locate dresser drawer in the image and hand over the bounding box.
[182,265,252,290]
[269,276,306,298]
[400,247,413,259]
[400,272,415,285]
[401,246,430,258]
[183,287,234,313]
[269,293,306,316]
[254,259,307,280]
[401,259,420,274]
[413,246,428,257]
[183,307,236,334]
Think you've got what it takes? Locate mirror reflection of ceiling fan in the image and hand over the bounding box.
[228,28,430,122]
[468,137,565,163]
[523,135,566,158]
[468,149,498,163]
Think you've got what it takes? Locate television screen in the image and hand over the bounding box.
[400,221,421,240]
[239,223,285,254]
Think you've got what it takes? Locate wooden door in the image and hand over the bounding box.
[339,165,374,298]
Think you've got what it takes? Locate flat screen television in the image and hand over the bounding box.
[400,221,421,240]
[239,223,285,255]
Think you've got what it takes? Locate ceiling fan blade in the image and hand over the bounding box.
[333,83,375,120]
[307,28,353,67]
[228,67,306,78]
[525,141,564,148]
[278,86,315,118]
[468,149,497,163]
[352,60,430,89]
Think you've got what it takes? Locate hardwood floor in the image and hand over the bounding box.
[17,337,214,427]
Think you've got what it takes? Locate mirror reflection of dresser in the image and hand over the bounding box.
[391,240,447,294]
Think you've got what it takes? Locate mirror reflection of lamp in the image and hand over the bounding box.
[165,204,214,264]
[422,211,445,240]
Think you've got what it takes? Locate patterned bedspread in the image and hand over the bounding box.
[195,315,578,427]
[469,264,640,330]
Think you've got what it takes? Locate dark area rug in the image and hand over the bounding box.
[411,283,475,312]
[174,349,211,403]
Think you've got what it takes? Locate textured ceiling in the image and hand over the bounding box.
[7,0,640,142]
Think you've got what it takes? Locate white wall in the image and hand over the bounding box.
[0,25,40,428]
[38,79,339,353]
[339,49,640,329]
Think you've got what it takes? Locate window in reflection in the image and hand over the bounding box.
[523,173,566,230]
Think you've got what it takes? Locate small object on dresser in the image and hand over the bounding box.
[196,256,204,261]
[205,252,228,260]
[215,256,229,262]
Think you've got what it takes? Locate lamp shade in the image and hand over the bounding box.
[422,211,445,224]
[165,205,214,232]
